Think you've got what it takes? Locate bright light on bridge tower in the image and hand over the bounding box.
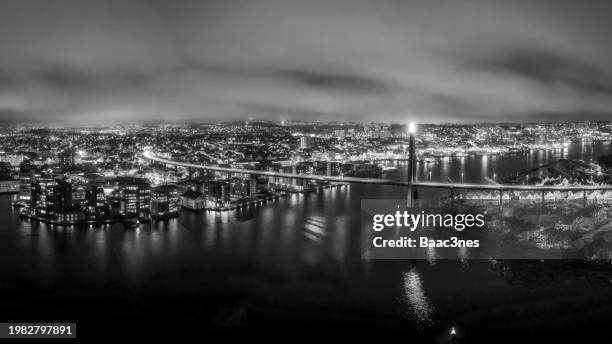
[408,122,416,135]
[407,122,417,184]
[407,122,418,207]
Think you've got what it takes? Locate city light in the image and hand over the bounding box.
[2,121,612,227]
[408,122,417,134]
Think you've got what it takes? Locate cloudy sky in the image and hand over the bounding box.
[1,0,612,124]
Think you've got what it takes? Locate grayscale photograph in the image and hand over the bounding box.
[1,0,612,341]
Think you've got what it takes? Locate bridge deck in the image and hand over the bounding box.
[143,152,612,192]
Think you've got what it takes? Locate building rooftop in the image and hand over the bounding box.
[181,190,203,199]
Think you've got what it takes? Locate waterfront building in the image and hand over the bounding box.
[31,178,56,216]
[151,184,179,219]
[0,180,19,194]
[326,161,341,176]
[180,190,206,210]
[73,184,87,202]
[86,185,108,219]
[27,178,85,222]
[207,180,231,206]
[227,178,259,200]
[18,167,37,202]
[247,179,257,199]
[57,210,86,223]
[53,180,74,213]
[118,177,151,220]
[0,162,18,194]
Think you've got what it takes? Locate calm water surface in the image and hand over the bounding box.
[1,142,612,340]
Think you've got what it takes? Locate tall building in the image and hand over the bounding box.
[53,180,74,212]
[119,178,151,220]
[18,165,37,202]
[246,179,257,199]
[73,184,87,202]
[0,162,18,193]
[326,161,341,176]
[300,136,312,149]
[29,178,83,222]
[227,178,258,200]
[207,180,230,205]
[0,180,19,194]
[31,178,57,216]
[151,184,179,219]
[86,185,108,219]
[0,162,12,180]
[58,147,76,167]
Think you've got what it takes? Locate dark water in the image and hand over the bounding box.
[414,141,612,184]
[1,142,612,340]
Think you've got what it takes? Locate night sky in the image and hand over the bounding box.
[1,0,612,124]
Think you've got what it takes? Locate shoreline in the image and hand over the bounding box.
[19,212,118,227]
[11,184,349,225]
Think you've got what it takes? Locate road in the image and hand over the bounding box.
[142,151,612,192]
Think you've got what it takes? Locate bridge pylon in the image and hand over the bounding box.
[407,123,417,208]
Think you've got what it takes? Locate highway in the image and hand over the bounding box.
[142,151,612,192]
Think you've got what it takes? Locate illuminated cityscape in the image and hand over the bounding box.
[3,0,612,340]
[0,120,611,226]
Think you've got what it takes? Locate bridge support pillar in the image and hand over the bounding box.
[407,187,419,208]
[406,125,417,208]
[499,190,503,206]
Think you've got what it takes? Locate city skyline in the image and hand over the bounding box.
[3,2,612,340]
[2,0,612,125]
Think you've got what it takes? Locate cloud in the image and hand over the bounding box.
[0,72,17,89]
[241,102,364,121]
[0,108,55,125]
[471,48,612,95]
[0,63,154,98]
[183,61,399,95]
[495,110,612,123]
[2,0,612,123]
[36,65,151,91]
[276,69,396,94]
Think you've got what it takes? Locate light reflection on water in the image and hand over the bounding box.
[414,141,611,185]
[401,268,434,326]
[332,215,349,264]
[458,246,469,271]
[0,141,610,333]
[426,246,437,266]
